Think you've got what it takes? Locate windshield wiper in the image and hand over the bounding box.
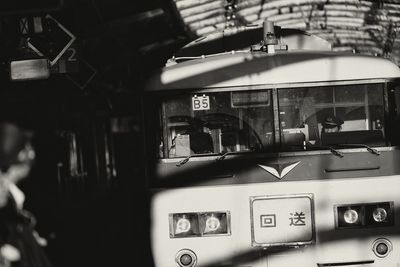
[176,155,192,167]
[178,150,235,166]
[177,151,236,166]
[326,146,344,157]
[215,151,237,161]
[333,143,380,155]
[215,147,264,161]
[305,143,344,158]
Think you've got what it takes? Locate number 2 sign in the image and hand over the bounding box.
[192,95,210,111]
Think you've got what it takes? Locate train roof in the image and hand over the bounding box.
[145,51,400,92]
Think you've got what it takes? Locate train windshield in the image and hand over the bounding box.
[279,83,386,150]
[161,90,274,158]
[159,83,386,158]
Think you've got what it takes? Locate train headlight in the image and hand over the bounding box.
[343,209,359,224]
[200,212,229,235]
[170,211,231,238]
[170,213,200,237]
[372,208,387,222]
[205,216,220,231]
[336,202,393,228]
[176,217,192,234]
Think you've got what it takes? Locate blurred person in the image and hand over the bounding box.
[0,122,51,267]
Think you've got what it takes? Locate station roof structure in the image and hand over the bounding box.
[172,0,400,64]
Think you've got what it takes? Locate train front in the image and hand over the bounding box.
[144,23,400,267]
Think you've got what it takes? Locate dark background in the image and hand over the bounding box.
[0,1,187,266]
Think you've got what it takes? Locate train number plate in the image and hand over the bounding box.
[192,95,210,111]
[250,194,314,247]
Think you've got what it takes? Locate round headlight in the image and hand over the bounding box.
[343,209,359,224]
[176,218,191,233]
[206,216,220,232]
[372,208,387,222]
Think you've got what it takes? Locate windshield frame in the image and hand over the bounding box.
[157,78,392,161]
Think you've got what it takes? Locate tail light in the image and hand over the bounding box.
[336,202,393,229]
[372,238,392,258]
[176,249,197,267]
[170,211,230,238]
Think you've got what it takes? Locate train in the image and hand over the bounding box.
[143,21,400,267]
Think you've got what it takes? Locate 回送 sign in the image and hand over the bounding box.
[250,194,314,247]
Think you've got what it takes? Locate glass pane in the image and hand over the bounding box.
[391,82,400,145]
[278,83,386,151]
[313,88,333,103]
[161,90,274,158]
[335,85,365,103]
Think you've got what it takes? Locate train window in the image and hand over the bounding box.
[160,90,274,158]
[389,81,400,146]
[278,83,386,151]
